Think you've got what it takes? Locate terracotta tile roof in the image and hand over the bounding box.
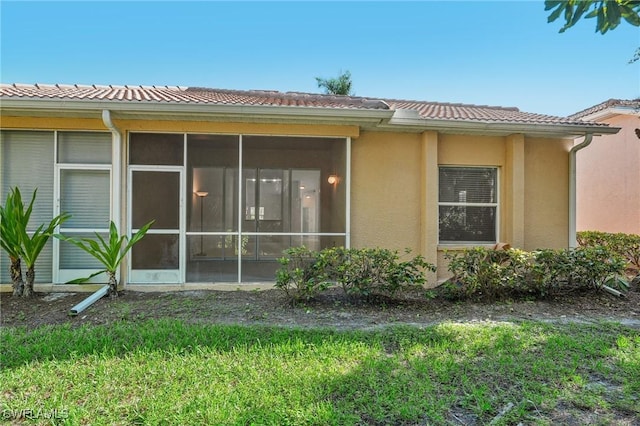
[568,98,640,120]
[385,99,585,125]
[0,83,390,110]
[0,83,607,127]
[187,87,391,110]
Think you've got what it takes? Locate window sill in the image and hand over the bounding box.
[437,244,497,251]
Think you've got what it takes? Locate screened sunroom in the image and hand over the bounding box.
[0,130,349,285]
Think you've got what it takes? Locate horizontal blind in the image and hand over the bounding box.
[439,166,497,244]
[0,131,55,283]
[60,169,110,229]
[58,132,111,164]
[439,167,497,204]
[59,233,107,269]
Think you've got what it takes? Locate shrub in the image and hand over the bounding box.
[532,247,627,294]
[443,248,535,300]
[570,246,625,289]
[444,246,628,301]
[332,247,435,300]
[577,230,640,273]
[275,246,436,303]
[274,246,331,303]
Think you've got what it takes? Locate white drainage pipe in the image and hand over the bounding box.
[69,285,109,316]
[569,133,593,248]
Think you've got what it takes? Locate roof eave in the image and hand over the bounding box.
[379,116,621,138]
[1,97,621,138]
[0,98,394,125]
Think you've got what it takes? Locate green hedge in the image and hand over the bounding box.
[577,230,640,272]
[443,246,628,301]
[275,247,435,303]
[276,243,632,304]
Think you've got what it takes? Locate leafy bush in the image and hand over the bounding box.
[274,247,331,303]
[330,247,435,300]
[443,248,535,300]
[577,230,640,273]
[444,246,628,301]
[532,247,628,294]
[275,247,436,303]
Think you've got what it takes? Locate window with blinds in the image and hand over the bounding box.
[438,166,498,244]
[0,130,55,283]
[57,132,112,274]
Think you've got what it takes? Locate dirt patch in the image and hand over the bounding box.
[1,285,639,330]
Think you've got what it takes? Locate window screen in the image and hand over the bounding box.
[129,133,183,165]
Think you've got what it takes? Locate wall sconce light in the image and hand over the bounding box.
[195,191,209,197]
[327,175,338,185]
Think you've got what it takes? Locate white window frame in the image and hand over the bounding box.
[53,130,113,284]
[438,165,499,246]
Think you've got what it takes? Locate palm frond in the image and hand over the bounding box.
[55,220,154,279]
[66,270,108,284]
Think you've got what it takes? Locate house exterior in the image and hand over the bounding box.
[569,99,640,235]
[0,84,619,291]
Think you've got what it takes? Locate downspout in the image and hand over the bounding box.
[66,111,121,316]
[69,285,109,316]
[569,133,593,248]
[102,109,122,230]
[102,109,123,286]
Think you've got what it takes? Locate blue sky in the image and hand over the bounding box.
[1,1,638,117]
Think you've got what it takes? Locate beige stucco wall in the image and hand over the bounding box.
[350,131,423,253]
[438,134,506,165]
[524,137,571,250]
[2,114,574,288]
[351,131,570,284]
[576,114,640,234]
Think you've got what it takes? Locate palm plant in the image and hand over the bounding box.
[0,188,70,297]
[0,188,28,296]
[19,206,71,298]
[315,70,354,96]
[56,220,154,297]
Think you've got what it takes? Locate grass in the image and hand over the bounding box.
[1,320,639,425]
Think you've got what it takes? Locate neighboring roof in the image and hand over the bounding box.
[569,98,640,120]
[0,83,619,136]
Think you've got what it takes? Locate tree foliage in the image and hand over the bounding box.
[315,70,354,96]
[545,0,640,34]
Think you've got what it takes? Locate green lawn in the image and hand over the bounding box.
[1,320,638,425]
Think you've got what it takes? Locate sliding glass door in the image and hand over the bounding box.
[241,136,346,282]
[186,135,239,282]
